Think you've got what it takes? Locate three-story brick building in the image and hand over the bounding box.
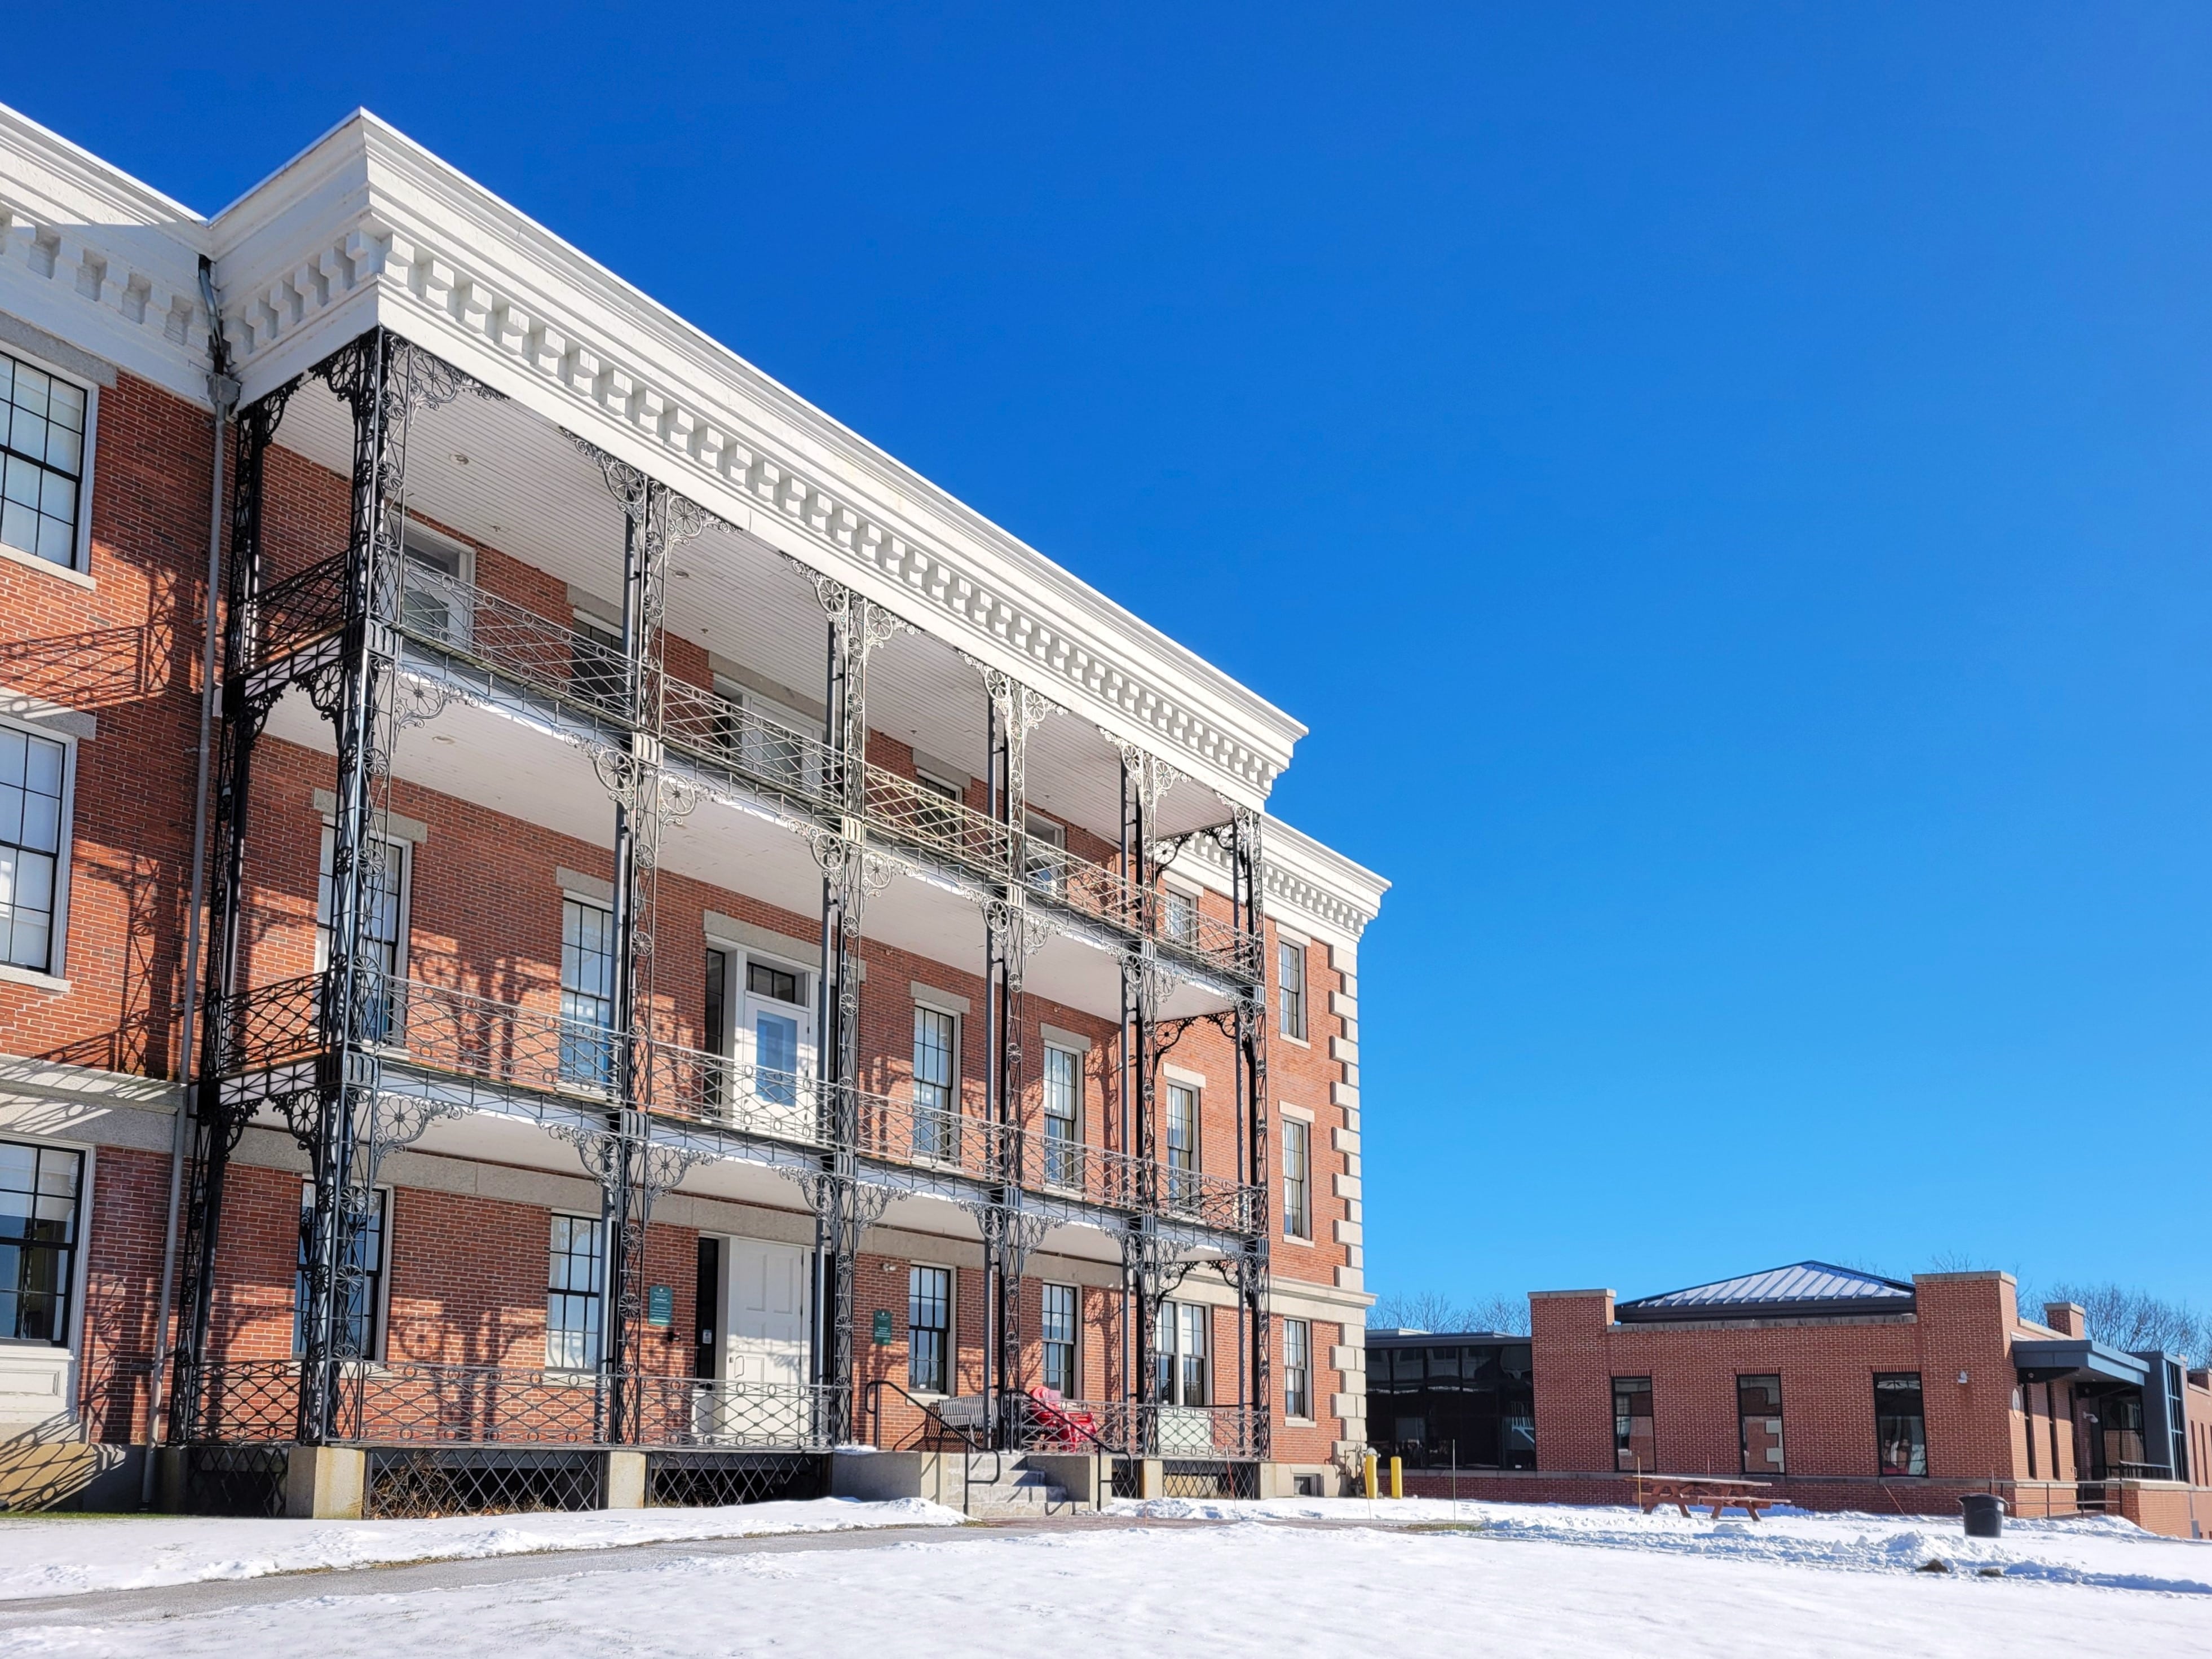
[0,103,1385,1516]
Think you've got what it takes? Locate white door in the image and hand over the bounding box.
[736,960,815,1139]
[718,1238,813,1445]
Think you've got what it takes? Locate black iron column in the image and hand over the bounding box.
[169,378,296,1442]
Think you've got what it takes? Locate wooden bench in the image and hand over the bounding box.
[1633,1475,1782,1520]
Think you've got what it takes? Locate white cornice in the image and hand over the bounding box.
[1180,814,1389,947]
[0,107,212,402]
[196,112,1301,808]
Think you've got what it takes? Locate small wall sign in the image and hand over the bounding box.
[647,1284,675,1327]
[872,1309,894,1344]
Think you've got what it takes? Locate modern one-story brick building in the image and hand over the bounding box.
[0,100,1385,1516]
[1370,1263,2212,1539]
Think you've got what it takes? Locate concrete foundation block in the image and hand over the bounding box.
[603,1449,647,1510]
[0,1440,136,1512]
[1138,1458,1164,1500]
[829,1448,927,1502]
[284,1444,365,1520]
[1023,1451,1107,1507]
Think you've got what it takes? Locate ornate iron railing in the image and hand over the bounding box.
[179,1358,833,1449]
[1008,1398,1264,1461]
[632,1375,839,1450]
[206,969,1262,1232]
[247,553,1261,977]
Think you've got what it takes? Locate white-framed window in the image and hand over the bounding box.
[912,1003,959,1162]
[0,1137,83,1345]
[0,348,90,572]
[1278,937,1307,1040]
[1154,1300,1209,1406]
[0,723,72,976]
[546,1213,606,1369]
[1281,1117,1312,1241]
[715,677,818,796]
[908,1264,952,1395]
[559,896,617,1088]
[293,1182,390,1361]
[1042,1045,1081,1189]
[1041,1282,1078,1396]
[912,770,966,850]
[1160,884,1199,946]
[1022,811,1066,895]
[1164,1081,1199,1206]
[316,827,409,1042]
[1283,1317,1312,1419]
[572,612,626,711]
[395,518,474,648]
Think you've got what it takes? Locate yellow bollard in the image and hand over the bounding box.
[1362,1451,1379,1500]
[1390,1456,1403,1500]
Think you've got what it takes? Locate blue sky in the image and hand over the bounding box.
[16,4,2211,1309]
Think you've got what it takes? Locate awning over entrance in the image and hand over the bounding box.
[2012,1338,2149,1386]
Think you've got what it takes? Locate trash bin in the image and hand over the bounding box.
[1959,1493,2005,1538]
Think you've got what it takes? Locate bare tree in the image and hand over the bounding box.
[2036,1282,2211,1368]
[1368,1290,1530,1336]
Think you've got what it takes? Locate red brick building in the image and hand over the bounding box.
[1372,1263,2212,1539]
[0,103,1385,1515]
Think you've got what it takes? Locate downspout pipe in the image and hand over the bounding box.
[142,256,237,1506]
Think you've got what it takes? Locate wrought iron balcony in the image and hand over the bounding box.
[205,970,1264,1236]
[237,552,1262,980]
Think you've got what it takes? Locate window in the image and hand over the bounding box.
[316,829,407,1042]
[0,1140,81,1344]
[1022,813,1066,896]
[745,958,807,1111]
[1281,1118,1311,1240]
[1875,1374,1927,1476]
[1043,1046,1081,1189]
[1613,1376,1655,1473]
[908,1265,951,1394]
[0,351,86,570]
[912,771,965,851]
[559,897,617,1088]
[1041,1282,1078,1396]
[1737,1374,1785,1475]
[912,1004,958,1161]
[572,615,626,711]
[293,1183,388,1361]
[1154,1301,1210,1406]
[1160,887,1198,946]
[1283,1318,1312,1419]
[396,524,470,647]
[0,727,67,973]
[1278,938,1307,1040]
[546,1214,605,1369]
[704,947,728,1106]
[717,682,814,796]
[1164,1082,1199,1208]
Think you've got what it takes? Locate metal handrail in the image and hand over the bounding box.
[862,1377,1000,1515]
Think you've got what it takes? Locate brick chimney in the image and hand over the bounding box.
[2043,1302,2085,1338]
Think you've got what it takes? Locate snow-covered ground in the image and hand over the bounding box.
[1115,1496,2212,1596]
[0,1497,962,1601]
[0,1499,2205,1657]
[0,1508,2202,1658]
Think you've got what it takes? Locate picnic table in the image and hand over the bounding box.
[1632,1475,1782,1520]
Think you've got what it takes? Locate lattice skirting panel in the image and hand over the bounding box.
[646,1450,825,1508]
[1110,1457,1143,1499]
[185,1442,292,1517]
[1161,1459,1260,1501]
[364,1446,603,1519]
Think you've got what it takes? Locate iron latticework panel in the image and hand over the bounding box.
[364,1446,602,1518]
[1161,1459,1260,1500]
[184,1443,290,1517]
[646,1451,825,1507]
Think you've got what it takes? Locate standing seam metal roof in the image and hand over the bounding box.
[1618,1261,1915,1314]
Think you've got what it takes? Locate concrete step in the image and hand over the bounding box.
[961,1461,1074,1515]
